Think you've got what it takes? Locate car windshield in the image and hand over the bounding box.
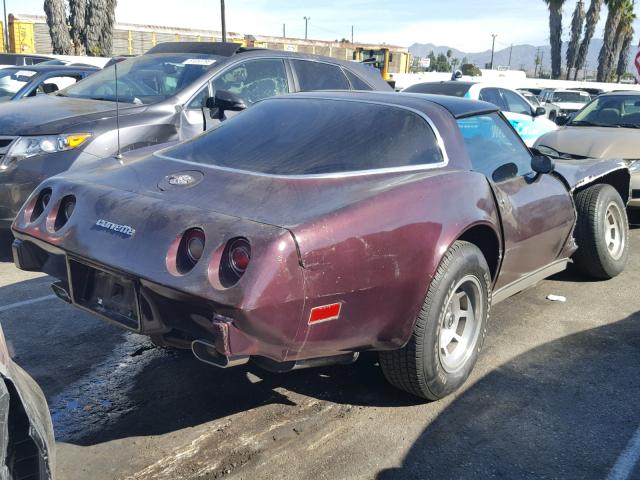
[63,53,221,104]
[161,98,444,175]
[552,91,590,103]
[0,69,37,102]
[403,82,473,97]
[570,95,640,128]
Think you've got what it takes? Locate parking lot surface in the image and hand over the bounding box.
[0,227,639,480]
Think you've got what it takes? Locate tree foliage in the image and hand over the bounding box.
[566,0,585,79]
[574,0,604,79]
[597,0,632,81]
[43,0,117,56]
[544,0,566,79]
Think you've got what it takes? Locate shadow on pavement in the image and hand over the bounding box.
[377,312,640,479]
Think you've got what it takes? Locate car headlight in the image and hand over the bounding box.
[536,145,560,157]
[625,159,640,172]
[0,133,91,171]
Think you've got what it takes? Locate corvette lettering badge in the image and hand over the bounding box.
[94,219,136,237]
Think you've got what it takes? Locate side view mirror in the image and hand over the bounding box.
[555,115,570,126]
[533,106,546,117]
[531,154,555,174]
[41,83,59,94]
[206,90,247,114]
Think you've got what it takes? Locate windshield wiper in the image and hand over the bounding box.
[55,92,67,97]
[568,120,614,127]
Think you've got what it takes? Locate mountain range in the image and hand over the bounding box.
[409,38,633,75]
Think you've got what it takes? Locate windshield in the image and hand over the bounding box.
[570,95,640,127]
[63,53,221,104]
[552,91,590,103]
[0,69,37,102]
[162,98,444,175]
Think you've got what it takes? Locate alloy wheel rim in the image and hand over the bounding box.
[604,201,625,260]
[438,275,483,374]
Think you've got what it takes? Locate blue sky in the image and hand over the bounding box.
[9,0,640,52]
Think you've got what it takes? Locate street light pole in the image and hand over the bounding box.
[351,25,354,43]
[304,16,310,40]
[489,34,497,70]
[3,0,8,53]
[220,0,226,42]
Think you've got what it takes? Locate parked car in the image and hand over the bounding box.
[0,64,98,103]
[12,92,630,400]
[402,81,557,146]
[540,89,591,122]
[0,41,391,231]
[0,324,55,479]
[535,90,640,208]
[0,53,54,69]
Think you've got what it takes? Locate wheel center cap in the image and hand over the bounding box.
[445,311,455,328]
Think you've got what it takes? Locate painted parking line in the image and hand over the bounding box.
[0,295,57,313]
[608,426,640,480]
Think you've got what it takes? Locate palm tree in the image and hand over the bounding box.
[597,0,628,81]
[574,0,604,80]
[43,0,72,54]
[614,1,636,81]
[544,0,567,78]
[69,0,87,55]
[566,0,586,79]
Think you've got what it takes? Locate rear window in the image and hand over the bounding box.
[162,98,444,175]
[404,82,473,97]
[344,69,372,90]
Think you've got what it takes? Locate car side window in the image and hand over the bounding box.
[35,75,82,95]
[457,113,532,182]
[186,85,210,110]
[291,60,350,91]
[500,89,532,116]
[343,69,372,90]
[213,59,289,105]
[478,88,506,110]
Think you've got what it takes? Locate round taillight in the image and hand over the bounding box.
[54,195,76,231]
[220,238,251,287]
[30,188,52,222]
[176,228,206,273]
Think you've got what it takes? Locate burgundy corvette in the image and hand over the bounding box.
[11,91,631,400]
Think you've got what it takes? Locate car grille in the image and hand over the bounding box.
[0,136,17,162]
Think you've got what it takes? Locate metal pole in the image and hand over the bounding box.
[220,0,226,42]
[351,25,353,43]
[3,0,8,53]
[304,16,309,40]
[508,44,513,69]
[489,34,497,70]
[283,23,285,38]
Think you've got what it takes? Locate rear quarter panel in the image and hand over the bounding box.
[289,170,501,359]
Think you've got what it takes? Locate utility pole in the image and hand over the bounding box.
[351,25,354,43]
[508,43,513,69]
[220,0,227,42]
[283,23,286,38]
[3,0,8,53]
[489,34,497,70]
[303,16,310,40]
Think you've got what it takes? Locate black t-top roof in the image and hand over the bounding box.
[146,42,243,56]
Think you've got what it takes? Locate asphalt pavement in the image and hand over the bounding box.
[0,227,638,480]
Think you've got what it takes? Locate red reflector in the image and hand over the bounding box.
[309,303,342,324]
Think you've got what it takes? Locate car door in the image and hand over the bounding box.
[178,58,291,140]
[500,88,556,146]
[456,112,574,290]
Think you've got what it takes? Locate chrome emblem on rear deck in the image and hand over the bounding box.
[94,219,136,237]
[167,173,196,186]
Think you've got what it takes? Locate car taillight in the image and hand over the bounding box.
[176,228,206,273]
[30,188,52,222]
[54,195,76,231]
[220,238,251,286]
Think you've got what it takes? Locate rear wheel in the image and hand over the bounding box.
[379,241,491,400]
[573,184,629,279]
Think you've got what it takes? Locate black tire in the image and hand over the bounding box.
[379,241,491,400]
[573,184,629,279]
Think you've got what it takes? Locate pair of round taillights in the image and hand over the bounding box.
[176,228,251,286]
[30,188,76,231]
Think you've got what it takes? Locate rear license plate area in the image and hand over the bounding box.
[68,259,139,330]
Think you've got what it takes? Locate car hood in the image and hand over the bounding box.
[0,94,147,136]
[536,126,640,159]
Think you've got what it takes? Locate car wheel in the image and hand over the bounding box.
[548,110,556,122]
[573,184,629,279]
[379,241,491,400]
